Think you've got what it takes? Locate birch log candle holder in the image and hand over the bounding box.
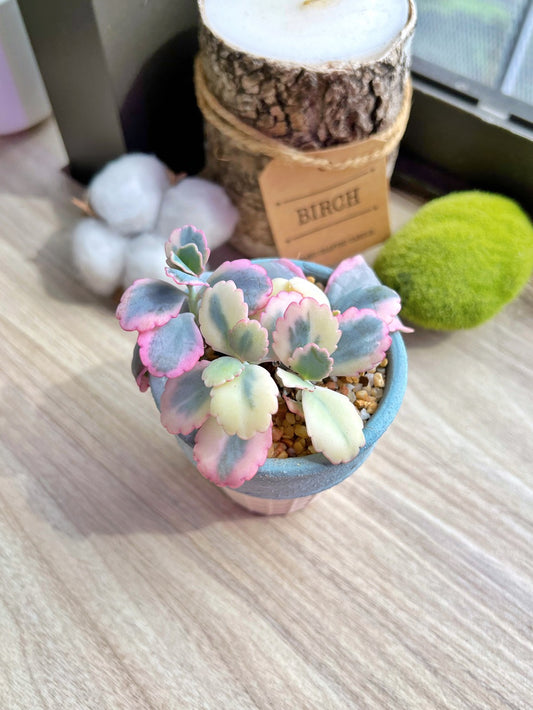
[196,0,417,261]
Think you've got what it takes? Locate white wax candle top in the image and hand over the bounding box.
[203,0,410,64]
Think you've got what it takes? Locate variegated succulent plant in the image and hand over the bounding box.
[117,225,408,488]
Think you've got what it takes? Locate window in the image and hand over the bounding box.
[398,0,533,209]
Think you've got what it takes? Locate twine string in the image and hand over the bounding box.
[194,56,413,171]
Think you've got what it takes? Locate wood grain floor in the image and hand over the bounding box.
[0,118,532,709]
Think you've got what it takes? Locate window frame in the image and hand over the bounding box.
[396,6,533,212]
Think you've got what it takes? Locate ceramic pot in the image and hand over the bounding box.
[149,260,408,514]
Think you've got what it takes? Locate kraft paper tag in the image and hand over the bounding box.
[259,139,391,266]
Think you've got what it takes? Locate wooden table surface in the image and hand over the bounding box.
[1,118,532,710]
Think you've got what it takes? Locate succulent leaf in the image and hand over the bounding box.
[259,290,303,361]
[176,224,210,257]
[198,281,248,355]
[275,368,315,392]
[210,363,279,439]
[194,417,272,487]
[259,258,306,280]
[228,319,269,363]
[202,356,245,388]
[174,242,203,275]
[330,308,391,376]
[283,395,305,418]
[116,278,186,332]
[160,360,211,435]
[326,255,376,297]
[131,343,150,392]
[138,312,204,378]
[326,255,402,324]
[349,284,402,323]
[388,316,415,334]
[302,387,365,463]
[207,259,272,313]
[165,225,210,274]
[272,298,340,366]
[270,276,330,306]
[288,344,333,381]
[165,266,207,288]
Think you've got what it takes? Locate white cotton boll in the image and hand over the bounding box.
[88,153,171,234]
[122,233,172,288]
[72,218,128,296]
[156,177,239,248]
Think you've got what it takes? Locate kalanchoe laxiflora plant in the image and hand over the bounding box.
[117,225,410,488]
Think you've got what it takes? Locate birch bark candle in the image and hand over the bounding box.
[197,0,416,259]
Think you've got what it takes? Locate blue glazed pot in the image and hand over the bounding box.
[149,260,408,513]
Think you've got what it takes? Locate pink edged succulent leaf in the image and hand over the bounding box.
[116,278,187,332]
[202,356,245,388]
[194,417,272,488]
[275,368,315,392]
[270,276,330,306]
[388,316,415,334]
[272,298,340,367]
[207,259,272,314]
[258,258,306,280]
[160,360,211,435]
[326,255,402,326]
[227,319,269,364]
[138,312,204,378]
[330,308,392,376]
[199,280,267,360]
[165,266,208,289]
[174,242,203,276]
[259,290,303,361]
[210,363,279,439]
[302,386,365,464]
[165,225,210,275]
[131,343,150,392]
[283,394,305,418]
[288,344,333,381]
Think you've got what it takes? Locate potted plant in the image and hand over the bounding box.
[117,226,409,514]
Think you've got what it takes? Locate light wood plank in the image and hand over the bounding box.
[0,118,532,709]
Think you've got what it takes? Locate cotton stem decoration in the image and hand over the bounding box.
[71,153,239,297]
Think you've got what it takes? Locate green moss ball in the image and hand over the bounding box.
[374,191,533,330]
